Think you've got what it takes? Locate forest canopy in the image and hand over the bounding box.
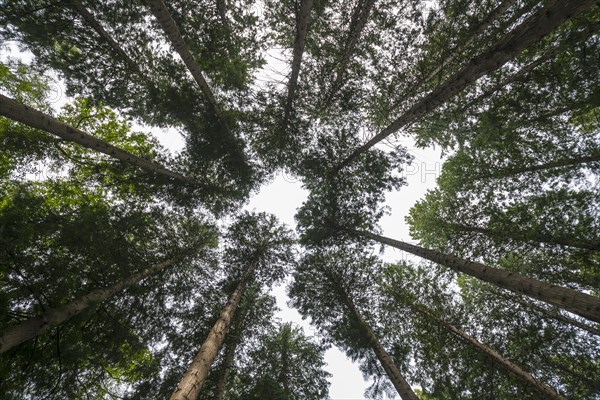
[0,0,599,399]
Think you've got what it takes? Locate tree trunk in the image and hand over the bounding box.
[169,265,255,400]
[212,336,239,400]
[321,0,377,111]
[0,94,194,184]
[279,324,291,398]
[448,222,600,252]
[0,255,185,353]
[68,0,145,78]
[413,305,567,400]
[472,153,600,182]
[322,268,418,400]
[334,0,596,172]
[493,290,600,337]
[145,0,228,130]
[356,230,600,323]
[344,289,418,400]
[281,0,314,128]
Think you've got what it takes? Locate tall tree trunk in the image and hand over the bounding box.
[212,336,239,400]
[169,265,255,400]
[471,153,600,182]
[493,290,600,337]
[322,268,418,400]
[281,0,314,128]
[321,0,377,111]
[413,305,567,400]
[145,0,229,130]
[0,94,194,184]
[334,0,596,173]
[68,0,145,78]
[0,255,185,353]
[344,289,418,400]
[447,222,600,251]
[356,230,600,323]
[279,324,291,398]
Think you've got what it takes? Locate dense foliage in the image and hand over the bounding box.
[1,0,598,399]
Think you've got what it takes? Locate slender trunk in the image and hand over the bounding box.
[322,268,418,400]
[281,0,314,128]
[212,336,239,400]
[357,230,600,323]
[413,305,567,400]
[321,0,377,111]
[494,290,600,337]
[448,222,600,251]
[472,153,600,182]
[145,0,228,129]
[0,255,184,353]
[460,19,600,113]
[334,0,596,173]
[169,265,255,400]
[279,324,291,397]
[68,0,145,78]
[0,94,194,184]
[345,290,418,400]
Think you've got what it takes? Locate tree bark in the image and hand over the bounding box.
[169,265,255,400]
[413,305,567,400]
[322,267,418,400]
[145,0,228,129]
[356,230,600,323]
[334,0,596,173]
[448,222,600,251]
[321,0,377,111]
[68,0,145,78]
[279,324,291,398]
[281,0,314,128]
[212,335,238,400]
[0,94,195,184]
[0,255,185,353]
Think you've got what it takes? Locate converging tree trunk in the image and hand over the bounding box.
[356,230,600,323]
[68,0,146,78]
[169,265,255,400]
[145,0,229,129]
[0,255,186,353]
[413,305,567,400]
[212,336,239,400]
[334,0,596,172]
[321,0,377,111]
[447,222,600,252]
[323,267,418,400]
[281,0,314,128]
[0,94,195,184]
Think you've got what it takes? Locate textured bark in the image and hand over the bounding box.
[448,222,600,251]
[170,266,255,400]
[357,230,600,323]
[0,255,183,353]
[0,94,194,184]
[414,305,567,400]
[212,337,238,400]
[69,0,145,78]
[145,0,228,128]
[322,268,418,400]
[322,0,377,110]
[279,324,291,398]
[335,0,596,172]
[281,0,314,128]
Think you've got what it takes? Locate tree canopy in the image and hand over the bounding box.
[1,0,599,399]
